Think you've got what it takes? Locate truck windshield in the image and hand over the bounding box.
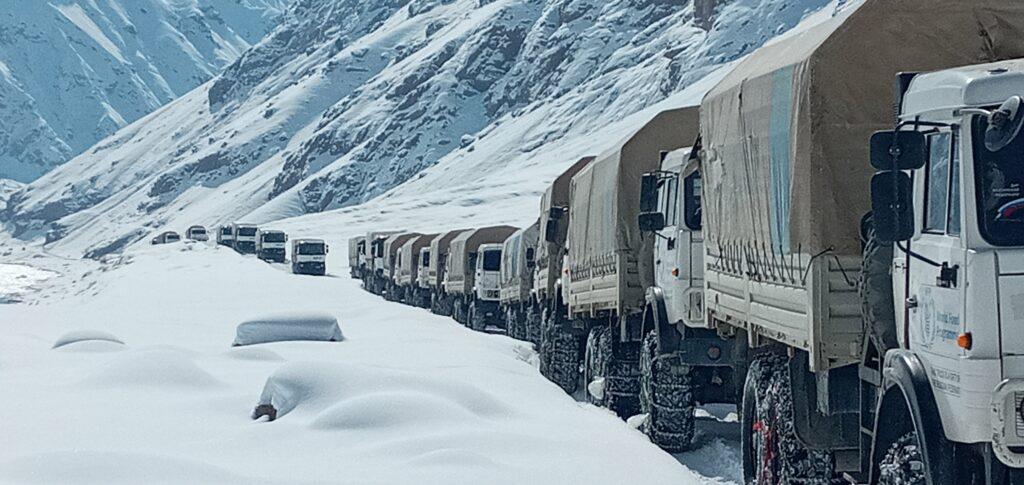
[262,232,286,243]
[297,243,325,255]
[221,227,232,236]
[483,250,501,271]
[238,227,257,237]
[972,116,1024,246]
[422,250,430,267]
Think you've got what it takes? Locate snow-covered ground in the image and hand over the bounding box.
[0,242,740,484]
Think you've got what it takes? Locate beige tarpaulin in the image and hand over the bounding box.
[536,156,594,297]
[701,0,1024,258]
[500,221,540,302]
[428,229,470,288]
[445,225,518,295]
[398,234,437,284]
[568,106,700,311]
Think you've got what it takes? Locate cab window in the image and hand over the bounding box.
[924,132,957,234]
[658,174,680,227]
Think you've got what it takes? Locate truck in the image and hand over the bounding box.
[291,239,328,275]
[500,222,539,341]
[362,231,401,295]
[216,225,234,247]
[381,232,421,302]
[443,226,517,330]
[426,229,470,316]
[543,106,700,417]
[690,2,1024,483]
[231,223,259,254]
[396,233,438,307]
[636,146,721,452]
[532,156,594,351]
[186,225,208,241]
[256,229,288,263]
[348,236,366,279]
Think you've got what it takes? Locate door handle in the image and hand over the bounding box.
[905,296,918,310]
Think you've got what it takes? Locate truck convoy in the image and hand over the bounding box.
[256,229,288,263]
[443,226,517,330]
[351,2,1024,483]
[291,239,328,275]
[499,223,539,341]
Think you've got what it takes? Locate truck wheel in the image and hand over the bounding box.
[540,319,581,394]
[640,331,695,452]
[469,300,485,331]
[605,339,642,418]
[584,326,612,406]
[742,354,836,485]
[526,305,542,346]
[878,432,926,485]
[861,215,899,351]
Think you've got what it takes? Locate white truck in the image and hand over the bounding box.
[216,225,234,247]
[256,229,288,263]
[692,2,1024,483]
[544,106,700,416]
[500,222,539,341]
[291,239,328,276]
[186,225,208,241]
[443,226,517,330]
[395,233,437,307]
[231,223,258,255]
[348,236,366,279]
[362,230,401,295]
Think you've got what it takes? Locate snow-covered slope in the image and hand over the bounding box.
[0,0,288,182]
[2,0,849,258]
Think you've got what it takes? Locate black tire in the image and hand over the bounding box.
[877,432,926,485]
[584,326,612,406]
[540,318,581,394]
[861,215,899,352]
[469,300,485,331]
[742,354,836,485]
[605,338,642,418]
[640,331,696,452]
[526,304,542,346]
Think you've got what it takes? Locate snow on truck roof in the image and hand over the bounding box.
[902,60,1024,118]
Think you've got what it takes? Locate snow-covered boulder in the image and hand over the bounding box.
[232,311,343,347]
[52,330,125,349]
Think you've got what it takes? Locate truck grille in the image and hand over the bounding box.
[485,290,500,299]
[1016,392,1024,438]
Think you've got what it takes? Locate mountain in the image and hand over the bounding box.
[0,0,289,183]
[2,0,848,258]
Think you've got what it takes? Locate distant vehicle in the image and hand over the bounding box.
[256,229,288,263]
[361,231,402,294]
[499,223,539,341]
[216,225,234,247]
[292,239,328,275]
[151,231,181,245]
[186,225,209,241]
[443,226,517,329]
[231,223,259,254]
[348,236,366,279]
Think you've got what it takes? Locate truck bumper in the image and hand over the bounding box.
[259,249,286,263]
[293,262,325,275]
[992,379,1024,468]
[235,242,256,254]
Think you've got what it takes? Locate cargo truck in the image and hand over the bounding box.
[256,229,287,263]
[427,229,470,316]
[500,222,539,340]
[690,2,1024,483]
[216,225,234,247]
[362,231,401,295]
[443,226,517,329]
[543,106,700,416]
[416,245,432,306]
[348,236,366,279]
[395,233,437,307]
[381,233,421,302]
[231,223,258,254]
[291,239,328,276]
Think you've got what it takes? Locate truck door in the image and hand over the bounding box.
[905,130,966,398]
[654,172,686,323]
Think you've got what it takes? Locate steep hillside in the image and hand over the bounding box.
[0,0,288,182]
[3,0,848,258]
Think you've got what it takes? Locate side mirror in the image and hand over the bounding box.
[640,173,659,213]
[986,95,1024,152]
[638,212,666,232]
[871,171,915,242]
[544,219,559,243]
[326,245,330,254]
[683,172,702,231]
[870,131,926,171]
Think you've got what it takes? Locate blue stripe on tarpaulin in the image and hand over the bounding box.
[769,66,793,253]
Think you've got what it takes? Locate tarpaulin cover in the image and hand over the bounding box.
[568,106,700,296]
[398,234,437,283]
[446,225,518,294]
[428,229,470,288]
[536,156,594,296]
[500,221,540,301]
[383,233,420,278]
[347,236,365,267]
[700,0,1024,257]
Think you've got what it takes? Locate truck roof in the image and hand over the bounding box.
[294,238,325,244]
[259,229,285,234]
[903,60,1024,118]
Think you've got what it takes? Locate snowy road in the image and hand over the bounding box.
[0,243,740,484]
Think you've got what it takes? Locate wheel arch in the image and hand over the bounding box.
[644,286,680,353]
[871,351,954,484]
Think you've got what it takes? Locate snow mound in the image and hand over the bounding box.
[233,311,343,346]
[254,361,511,425]
[82,349,222,389]
[52,330,124,349]
[0,450,260,485]
[223,347,285,362]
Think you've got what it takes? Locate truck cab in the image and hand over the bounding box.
[291,239,328,276]
[472,243,503,326]
[231,223,258,254]
[256,230,288,263]
[186,225,208,241]
[869,63,1024,478]
[216,225,234,247]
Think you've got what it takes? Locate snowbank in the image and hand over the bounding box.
[233,311,344,346]
[52,330,125,349]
